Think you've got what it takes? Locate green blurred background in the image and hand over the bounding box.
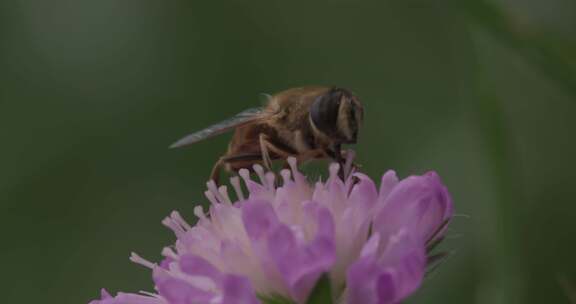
[1,0,575,303]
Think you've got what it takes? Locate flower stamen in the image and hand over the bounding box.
[207,180,225,204]
[218,185,232,204]
[280,169,291,185]
[130,252,156,270]
[205,191,219,207]
[230,176,245,201]
[169,211,192,231]
[161,247,179,261]
[253,164,267,186]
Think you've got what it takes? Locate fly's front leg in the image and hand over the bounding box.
[325,144,348,179]
[259,133,292,171]
[325,144,344,163]
[259,134,273,171]
[327,145,361,180]
[340,149,361,176]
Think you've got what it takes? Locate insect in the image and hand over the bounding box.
[170,86,364,184]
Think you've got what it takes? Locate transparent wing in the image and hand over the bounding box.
[258,93,273,106]
[169,107,263,148]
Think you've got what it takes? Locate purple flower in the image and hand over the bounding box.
[90,158,453,304]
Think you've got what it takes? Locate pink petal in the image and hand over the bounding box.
[265,206,336,303]
[378,170,399,203]
[179,254,222,284]
[349,172,379,211]
[375,172,452,244]
[222,275,261,304]
[242,200,280,240]
[346,231,426,304]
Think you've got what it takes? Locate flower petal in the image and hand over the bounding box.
[89,290,166,304]
[346,256,383,304]
[222,274,261,304]
[154,268,215,304]
[378,170,399,204]
[115,293,166,304]
[346,231,426,304]
[242,200,280,241]
[379,232,426,302]
[179,254,223,285]
[265,205,336,303]
[349,173,378,211]
[376,272,396,303]
[375,172,452,244]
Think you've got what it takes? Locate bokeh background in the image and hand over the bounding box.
[2,0,575,303]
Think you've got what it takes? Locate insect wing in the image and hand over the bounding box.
[170,107,263,148]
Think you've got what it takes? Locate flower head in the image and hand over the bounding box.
[90,157,453,304]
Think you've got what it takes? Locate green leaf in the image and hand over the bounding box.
[306,274,333,304]
[463,0,576,98]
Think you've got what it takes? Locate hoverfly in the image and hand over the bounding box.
[170,86,364,183]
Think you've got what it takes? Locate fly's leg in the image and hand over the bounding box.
[259,134,298,186]
[209,157,226,185]
[325,144,348,179]
[259,134,292,171]
[210,153,261,185]
[258,134,273,171]
[339,149,362,182]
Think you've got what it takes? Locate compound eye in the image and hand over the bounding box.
[310,90,341,136]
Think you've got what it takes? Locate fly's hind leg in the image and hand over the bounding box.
[210,157,226,185]
[211,153,261,184]
[210,153,265,185]
[211,135,294,186]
